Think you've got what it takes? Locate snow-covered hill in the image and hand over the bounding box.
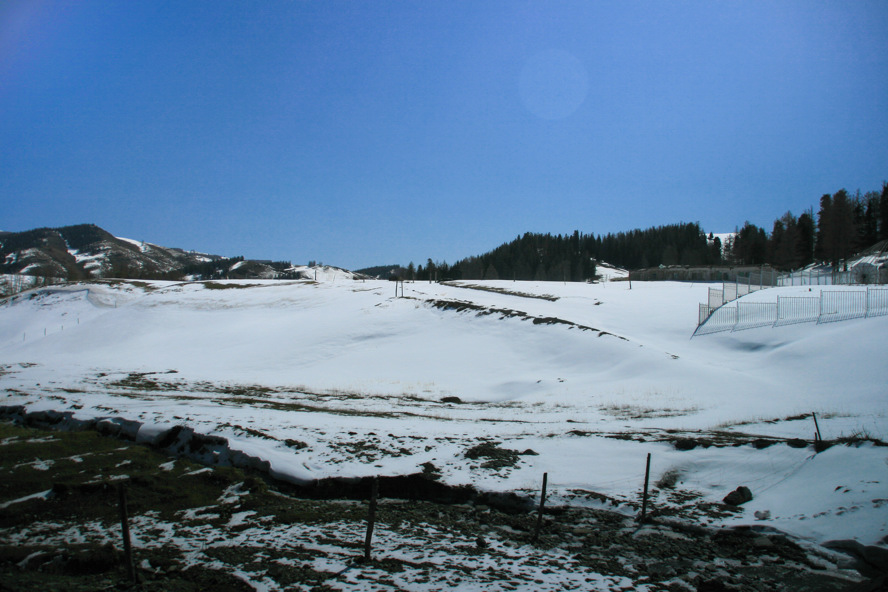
[0,224,361,283]
[1,278,885,550]
[0,224,224,279]
[595,261,629,281]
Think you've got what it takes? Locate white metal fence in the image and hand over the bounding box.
[777,265,887,286]
[778,269,852,286]
[707,276,776,310]
[695,287,888,335]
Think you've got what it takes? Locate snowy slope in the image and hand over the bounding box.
[287,264,365,282]
[0,278,885,548]
[595,261,629,281]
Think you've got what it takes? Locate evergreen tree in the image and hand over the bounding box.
[880,182,888,241]
[815,194,833,263]
[830,189,856,269]
[796,209,816,267]
[729,222,768,265]
[860,191,879,248]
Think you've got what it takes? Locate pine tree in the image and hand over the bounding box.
[830,189,856,269]
[815,194,833,263]
[880,182,888,241]
[796,209,816,266]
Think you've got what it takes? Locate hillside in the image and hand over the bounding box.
[1,277,885,561]
[1,420,866,591]
[0,224,219,280]
[0,224,365,284]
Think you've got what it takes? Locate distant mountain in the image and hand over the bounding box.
[0,224,209,280]
[354,264,408,279]
[0,224,362,282]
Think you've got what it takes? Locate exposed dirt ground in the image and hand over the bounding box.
[0,421,875,591]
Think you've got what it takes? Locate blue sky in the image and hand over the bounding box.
[2,1,887,269]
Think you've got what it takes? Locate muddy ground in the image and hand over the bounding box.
[0,421,878,591]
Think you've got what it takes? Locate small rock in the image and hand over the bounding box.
[476,537,487,549]
[723,486,753,506]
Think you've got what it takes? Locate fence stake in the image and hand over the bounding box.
[865,287,869,317]
[118,483,137,584]
[640,453,651,523]
[532,472,548,543]
[812,412,822,442]
[364,477,379,561]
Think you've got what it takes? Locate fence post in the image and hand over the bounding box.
[118,483,137,584]
[640,453,651,523]
[532,472,548,543]
[364,477,379,561]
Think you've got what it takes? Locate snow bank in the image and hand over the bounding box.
[0,278,885,547]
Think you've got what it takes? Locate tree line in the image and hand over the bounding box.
[411,222,719,282]
[406,182,887,281]
[728,183,888,270]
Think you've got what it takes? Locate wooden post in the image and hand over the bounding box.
[532,472,548,543]
[363,477,379,561]
[812,412,822,442]
[640,453,651,523]
[118,483,137,584]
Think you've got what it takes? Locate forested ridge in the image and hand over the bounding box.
[405,183,888,281]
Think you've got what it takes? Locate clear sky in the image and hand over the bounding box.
[2,1,887,269]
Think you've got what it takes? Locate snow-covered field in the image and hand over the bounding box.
[1,278,885,550]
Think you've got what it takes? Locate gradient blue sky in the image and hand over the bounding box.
[2,1,887,269]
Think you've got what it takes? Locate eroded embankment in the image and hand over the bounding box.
[424,297,629,340]
[0,405,534,513]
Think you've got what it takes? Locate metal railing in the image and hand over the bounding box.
[695,304,738,335]
[735,302,777,331]
[819,291,867,324]
[695,287,888,335]
[867,287,888,316]
[774,296,819,326]
[778,269,851,286]
[777,265,887,286]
